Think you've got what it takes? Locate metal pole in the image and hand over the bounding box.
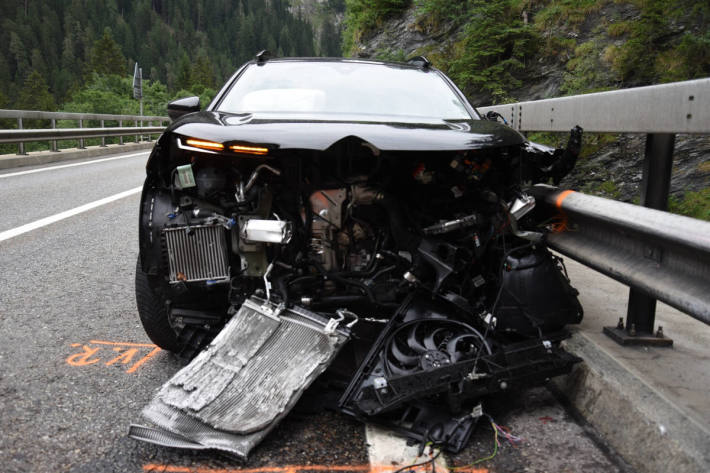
[17,118,26,155]
[100,119,106,147]
[606,133,675,346]
[119,120,124,145]
[627,133,675,330]
[140,98,144,142]
[50,118,58,151]
[135,119,139,143]
[79,119,85,149]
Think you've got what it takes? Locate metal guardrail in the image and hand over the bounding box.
[480,78,710,345]
[477,78,710,134]
[0,109,169,154]
[533,185,710,327]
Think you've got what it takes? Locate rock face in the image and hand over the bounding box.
[560,134,710,203]
[351,8,461,58]
[351,4,709,209]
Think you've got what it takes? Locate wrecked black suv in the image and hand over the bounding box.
[131,56,584,457]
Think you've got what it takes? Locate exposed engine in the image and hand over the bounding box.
[136,127,584,452]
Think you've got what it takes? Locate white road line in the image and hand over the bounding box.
[0,151,150,179]
[0,186,142,243]
[366,424,448,472]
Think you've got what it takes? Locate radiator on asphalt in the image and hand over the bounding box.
[129,296,351,458]
[163,224,230,283]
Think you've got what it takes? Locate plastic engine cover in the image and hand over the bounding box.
[129,296,350,458]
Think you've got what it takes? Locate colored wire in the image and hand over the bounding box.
[449,421,499,470]
[491,420,522,446]
[392,443,441,473]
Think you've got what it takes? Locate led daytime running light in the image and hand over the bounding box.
[185,138,224,151]
[229,144,269,156]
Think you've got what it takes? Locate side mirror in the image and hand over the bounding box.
[485,110,508,125]
[167,96,200,120]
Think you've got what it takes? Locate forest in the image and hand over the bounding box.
[0,0,343,116]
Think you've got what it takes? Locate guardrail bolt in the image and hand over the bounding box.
[656,326,664,338]
[629,323,637,336]
[617,317,624,329]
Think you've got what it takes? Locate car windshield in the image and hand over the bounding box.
[216,61,473,120]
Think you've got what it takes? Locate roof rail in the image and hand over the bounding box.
[255,50,274,65]
[407,55,431,70]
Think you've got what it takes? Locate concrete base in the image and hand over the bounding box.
[553,257,710,473]
[0,142,154,170]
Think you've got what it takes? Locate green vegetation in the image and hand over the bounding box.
[597,180,621,199]
[342,0,411,54]
[526,132,618,161]
[560,40,615,95]
[599,0,710,85]
[533,0,606,31]
[16,70,56,112]
[87,28,127,78]
[0,0,321,112]
[373,48,409,62]
[413,0,470,25]
[669,188,710,221]
[446,1,537,103]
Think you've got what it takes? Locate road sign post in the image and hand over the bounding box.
[133,63,143,141]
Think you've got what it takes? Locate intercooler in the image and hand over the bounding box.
[129,296,351,458]
[162,224,230,283]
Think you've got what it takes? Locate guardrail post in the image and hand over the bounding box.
[78,119,85,149]
[135,119,139,143]
[100,119,106,147]
[50,118,59,152]
[17,118,26,155]
[604,133,675,347]
[119,120,124,145]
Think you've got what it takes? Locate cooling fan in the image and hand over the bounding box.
[384,319,490,376]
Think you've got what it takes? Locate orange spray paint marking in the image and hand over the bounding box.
[66,340,161,373]
[105,347,140,366]
[66,344,101,366]
[125,346,161,373]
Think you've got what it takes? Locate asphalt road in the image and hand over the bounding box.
[0,151,633,473]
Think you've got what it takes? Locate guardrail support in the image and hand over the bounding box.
[78,119,85,149]
[604,133,676,347]
[17,118,26,155]
[119,120,124,145]
[100,120,106,147]
[50,118,59,152]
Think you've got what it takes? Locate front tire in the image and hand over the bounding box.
[135,257,183,352]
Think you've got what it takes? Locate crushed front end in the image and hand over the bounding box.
[132,115,584,455]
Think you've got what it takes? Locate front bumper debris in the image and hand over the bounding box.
[129,296,350,458]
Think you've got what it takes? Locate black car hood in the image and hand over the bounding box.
[168,111,525,152]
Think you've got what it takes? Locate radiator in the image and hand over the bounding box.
[129,296,351,458]
[163,224,230,283]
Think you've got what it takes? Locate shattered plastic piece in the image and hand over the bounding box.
[130,296,350,457]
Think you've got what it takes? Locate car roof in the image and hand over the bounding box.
[246,56,433,71]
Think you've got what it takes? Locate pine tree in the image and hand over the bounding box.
[175,53,192,91]
[17,70,56,111]
[319,19,341,57]
[9,32,30,83]
[190,53,215,90]
[87,28,127,76]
